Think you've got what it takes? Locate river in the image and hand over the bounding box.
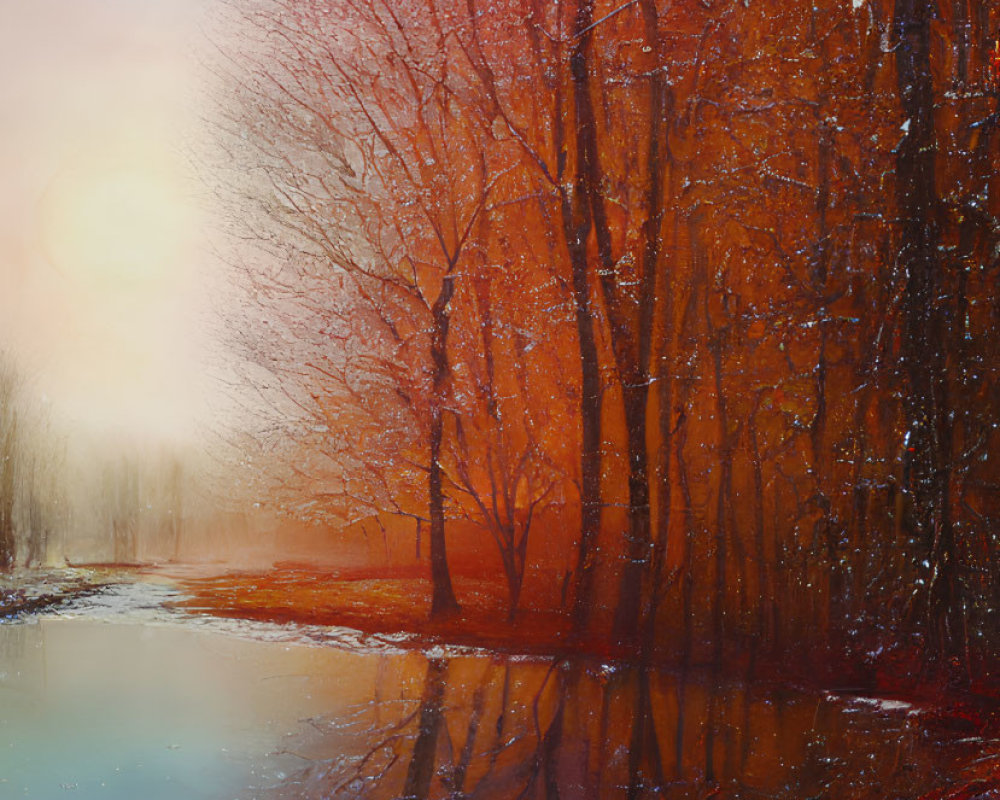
[0,580,986,799]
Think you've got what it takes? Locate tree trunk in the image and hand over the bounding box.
[568,0,665,645]
[557,6,604,635]
[428,277,461,618]
[627,665,665,800]
[810,81,836,634]
[0,509,13,571]
[620,0,671,648]
[710,336,731,668]
[749,397,771,646]
[893,0,962,663]
[566,210,603,635]
[0,412,16,571]
[614,386,652,642]
[402,658,450,800]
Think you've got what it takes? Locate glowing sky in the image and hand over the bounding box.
[0,0,214,443]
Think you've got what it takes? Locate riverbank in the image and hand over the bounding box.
[167,562,577,657]
[165,564,1000,715]
[0,566,128,619]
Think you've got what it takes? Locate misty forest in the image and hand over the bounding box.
[2,0,1000,798]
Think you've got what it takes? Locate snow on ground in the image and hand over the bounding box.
[12,570,494,660]
[824,689,921,717]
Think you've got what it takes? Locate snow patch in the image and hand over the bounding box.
[33,579,500,659]
[826,691,920,716]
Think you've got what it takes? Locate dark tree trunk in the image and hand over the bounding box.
[616,0,671,648]
[566,209,603,636]
[614,386,653,643]
[811,98,836,634]
[0,412,16,571]
[952,0,970,89]
[893,0,962,663]
[570,14,653,640]
[568,0,665,645]
[675,416,695,666]
[402,658,450,800]
[749,396,771,645]
[556,4,604,636]
[499,529,526,623]
[428,276,461,618]
[710,335,732,668]
[0,510,13,571]
[626,665,665,800]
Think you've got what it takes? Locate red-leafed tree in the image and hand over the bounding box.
[212,0,1000,674]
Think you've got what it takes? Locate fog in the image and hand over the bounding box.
[0,0,218,441]
[0,0,264,569]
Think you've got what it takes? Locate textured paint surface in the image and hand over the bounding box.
[0,1,999,798]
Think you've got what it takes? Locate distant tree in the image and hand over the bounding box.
[21,409,65,568]
[103,457,140,564]
[0,354,20,571]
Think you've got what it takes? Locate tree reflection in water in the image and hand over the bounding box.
[272,654,970,799]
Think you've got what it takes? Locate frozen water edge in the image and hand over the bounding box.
[29,578,503,661]
[824,689,923,717]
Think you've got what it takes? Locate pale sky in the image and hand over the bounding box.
[0,0,217,444]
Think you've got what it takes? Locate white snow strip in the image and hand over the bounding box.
[31,579,506,660]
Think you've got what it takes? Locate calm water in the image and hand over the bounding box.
[0,583,986,799]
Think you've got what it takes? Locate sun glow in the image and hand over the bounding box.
[24,142,210,442]
[0,0,216,449]
[40,153,194,287]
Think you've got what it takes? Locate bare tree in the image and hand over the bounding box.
[0,354,20,570]
[211,0,536,616]
[103,457,140,564]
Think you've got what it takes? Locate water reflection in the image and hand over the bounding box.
[0,616,403,799]
[273,655,972,800]
[0,613,978,799]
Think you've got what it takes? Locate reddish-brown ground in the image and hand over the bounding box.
[165,562,594,658]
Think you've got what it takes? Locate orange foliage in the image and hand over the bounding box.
[219,0,1000,670]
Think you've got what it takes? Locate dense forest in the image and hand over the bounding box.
[216,0,1000,678]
